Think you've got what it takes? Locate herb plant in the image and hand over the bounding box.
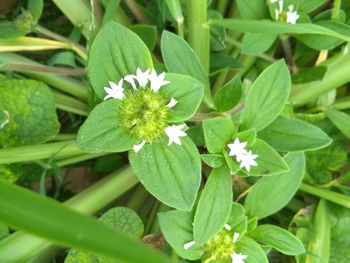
[0,0,350,262]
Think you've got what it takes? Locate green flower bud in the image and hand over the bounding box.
[15,9,36,32]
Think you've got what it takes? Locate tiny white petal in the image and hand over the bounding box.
[231,252,247,263]
[274,9,280,19]
[278,0,283,13]
[103,79,125,101]
[165,124,187,146]
[286,10,300,24]
[133,140,146,153]
[239,150,258,172]
[167,98,178,108]
[183,241,195,250]
[149,69,170,93]
[227,138,248,161]
[224,224,232,231]
[124,74,137,90]
[270,0,278,2]
[233,232,240,243]
[135,67,150,88]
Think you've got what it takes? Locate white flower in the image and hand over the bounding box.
[224,224,232,231]
[164,124,187,145]
[167,98,178,108]
[227,138,248,162]
[270,0,278,2]
[233,232,240,243]
[124,74,137,90]
[149,69,170,93]
[103,79,125,100]
[274,0,284,19]
[286,5,300,24]
[239,150,258,172]
[128,67,150,88]
[183,240,195,250]
[231,252,247,263]
[133,140,146,153]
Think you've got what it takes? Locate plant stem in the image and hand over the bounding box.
[123,0,150,23]
[187,0,210,73]
[0,167,139,263]
[299,182,350,208]
[280,35,297,73]
[290,53,350,104]
[0,52,88,101]
[332,0,342,20]
[35,26,88,61]
[1,63,86,76]
[0,141,83,165]
[53,91,89,116]
[332,96,350,110]
[56,153,107,167]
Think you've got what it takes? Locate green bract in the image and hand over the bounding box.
[78,22,204,211]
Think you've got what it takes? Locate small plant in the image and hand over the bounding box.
[0,0,350,262]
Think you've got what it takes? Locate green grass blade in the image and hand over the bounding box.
[0,180,172,263]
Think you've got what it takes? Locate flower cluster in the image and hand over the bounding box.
[103,67,187,152]
[227,138,258,172]
[183,224,247,263]
[271,0,300,24]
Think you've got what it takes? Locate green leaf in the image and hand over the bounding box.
[292,66,327,84]
[245,152,305,219]
[236,0,269,19]
[241,33,276,55]
[88,21,153,100]
[0,21,27,40]
[325,109,350,139]
[0,181,171,263]
[0,79,60,147]
[160,73,204,122]
[99,207,144,238]
[193,166,233,244]
[258,116,332,152]
[236,237,268,263]
[66,207,144,262]
[77,100,138,153]
[210,53,242,73]
[28,0,44,22]
[129,137,201,211]
[0,224,9,241]
[248,139,289,176]
[297,21,349,50]
[161,30,213,106]
[211,19,350,42]
[201,154,225,168]
[130,25,157,51]
[299,0,327,13]
[235,129,257,147]
[202,117,235,154]
[226,203,248,236]
[240,60,291,131]
[214,75,242,112]
[158,210,202,260]
[251,224,305,255]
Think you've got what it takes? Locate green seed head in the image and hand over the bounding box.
[15,10,36,32]
[119,88,169,142]
[203,229,236,262]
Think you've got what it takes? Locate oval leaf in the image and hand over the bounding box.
[325,109,350,139]
[160,73,204,122]
[240,60,291,131]
[77,100,138,153]
[193,166,233,244]
[251,224,305,255]
[88,21,153,100]
[237,237,269,263]
[258,116,332,152]
[129,137,201,211]
[245,152,305,219]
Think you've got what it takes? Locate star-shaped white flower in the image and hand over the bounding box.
[135,67,150,88]
[164,124,187,145]
[286,5,300,24]
[103,79,125,100]
[239,150,258,172]
[167,98,178,108]
[183,240,195,250]
[133,140,146,153]
[224,224,232,231]
[227,138,248,162]
[149,69,170,93]
[231,252,247,263]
